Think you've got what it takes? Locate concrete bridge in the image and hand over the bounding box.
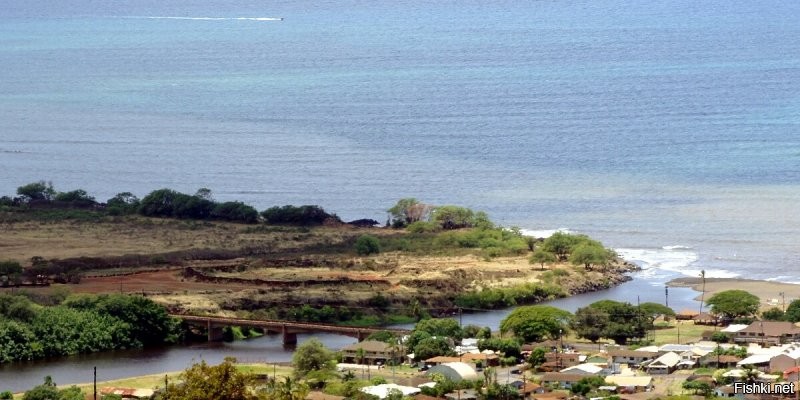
[171,314,412,345]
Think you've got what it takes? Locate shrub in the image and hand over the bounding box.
[355,235,381,256]
[261,205,339,226]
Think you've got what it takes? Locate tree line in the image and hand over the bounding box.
[0,292,180,363]
[0,181,348,225]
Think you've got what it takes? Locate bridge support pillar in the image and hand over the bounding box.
[207,320,225,342]
[282,324,297,345]
[283,332,297,345]
[357,330,368,342]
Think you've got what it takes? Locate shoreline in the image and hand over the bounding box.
[667,277,800,308]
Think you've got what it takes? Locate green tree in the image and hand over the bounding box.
[210,201,259,223]
[478,338,521,358]
[388,198,433,227]
[639,302,676,319]
[527,347,546,370]
[786,299,800,322]
[63,293,179,347]
[706,290,760,321]
[413,336,452,360]
[162,358,257,400]
[366,330,397,343]
[762,307,785,321]
[355,235,381,256]
[682,380,712,396]
[499,305,572,342]
[17,181,56,202]
[571,306,609,343]
[529,249,556,270]
[540,232,578,261]
[584,300,649,344]
[54,189,96,207]
[569,242,614,271]
[106,192,140,215]
[292,338,335,379]
[0,391,13,399]
[431,205,477,230]
[414,318,463,339]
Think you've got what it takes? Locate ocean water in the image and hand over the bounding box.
[2,0,800,285]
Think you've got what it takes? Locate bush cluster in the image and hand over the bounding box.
[0,293,179,363]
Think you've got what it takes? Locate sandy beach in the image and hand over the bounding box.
[667,277,800,310]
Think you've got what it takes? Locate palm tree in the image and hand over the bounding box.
[742,364,760,384]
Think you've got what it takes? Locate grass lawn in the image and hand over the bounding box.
[651,321,709,345]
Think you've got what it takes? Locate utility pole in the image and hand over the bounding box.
[93,366,97,400]
[665,286,669,308]
[458,307,463,328]
[781,292,786,312]
[699,270,706,314]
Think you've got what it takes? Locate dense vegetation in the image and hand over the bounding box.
[0,293,180,363]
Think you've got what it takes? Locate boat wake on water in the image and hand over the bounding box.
[118,16,284,21]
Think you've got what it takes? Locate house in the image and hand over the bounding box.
[425,356,462,366]
[645,352,680,375]
[521,382,545,398]
[496,376,525,389]
[700,354,742,368]
[560,363,606,375]
[341,340,397,364]
[540,373,586,389]
[693,312,720,326]
[734,322,800,346]
[768,348,800,372]
[714,385,744,399]
[540,352,580,370]
[604,376,654,393]
[737,354,773,371]
[361,384,421,399]
[676,310,699,320]
[607,349,657,368]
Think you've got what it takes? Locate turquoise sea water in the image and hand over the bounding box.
[2,0,800,282]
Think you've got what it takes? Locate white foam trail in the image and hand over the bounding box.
[519,228,573,238]
[122,16,283,21]
[662,245,692,250]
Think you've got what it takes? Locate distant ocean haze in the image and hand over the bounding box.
[1,0,800,282]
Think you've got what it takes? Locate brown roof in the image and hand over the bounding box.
[677,309,699,316]
[522,383,542,394]
[738,321,800,337]
[426,356,461,363]
[341,340,391,353]
[541,373,586,383]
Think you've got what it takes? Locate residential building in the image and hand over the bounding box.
[734,322,800,346]
[604,376,654,393]
[341,340,397,364]
[607,349,657,368]
[645,352,680,375]
[540,373,586,390]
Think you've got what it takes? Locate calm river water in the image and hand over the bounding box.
[0,276,700,392]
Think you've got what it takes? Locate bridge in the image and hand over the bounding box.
[171,314,412,345]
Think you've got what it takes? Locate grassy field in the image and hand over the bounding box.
[651,320,709,345]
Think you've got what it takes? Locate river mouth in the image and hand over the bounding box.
[0,273,702,393]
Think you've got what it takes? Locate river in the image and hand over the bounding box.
[0,274,702,393]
